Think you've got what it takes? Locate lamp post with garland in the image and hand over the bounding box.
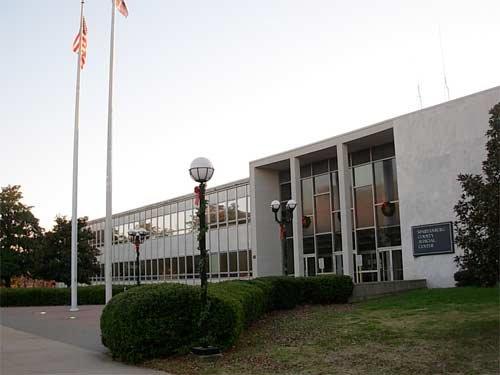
[189,157,219,355]
[127,228,149,286]
[270,199,297,275]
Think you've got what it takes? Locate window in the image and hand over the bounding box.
[372,143,395,161]
[314,174,330,194]
[354,186,374,228]
[331,172,340,211]
[279,170,291,183]
[315,195,331,233]
[353,164,372,187]
[301,179,313,215]
[171,213,178,234]
[316,234,332,255]
[178,211,185,234]
[237,197,247,222]
[229,252,238,274]
[377,226,401,247]
[238,250,248,272]
[208,194,217,226]
[374,159,398,203]
[300,164,312,178]
[220,253,228,274]
[228,200,237,221]
[185,209,194,233]
[303,237,315,254]
[356,229,376,253]
[280,183,291,201]
[312,160,329,175]
[351,149,370,166]
[218,191,227,225]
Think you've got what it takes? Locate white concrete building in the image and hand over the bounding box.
[89,86,499,288]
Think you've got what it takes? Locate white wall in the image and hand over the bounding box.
[250,167,282,276]
[394,87,500,287]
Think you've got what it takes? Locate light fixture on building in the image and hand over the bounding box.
[270,200,281,213]
[271,199,297,276]
[286,199,297,211]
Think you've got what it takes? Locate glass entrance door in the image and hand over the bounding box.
[304,255,316,277]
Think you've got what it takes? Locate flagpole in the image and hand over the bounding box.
[105,0,116,304]
[70,0,85,312]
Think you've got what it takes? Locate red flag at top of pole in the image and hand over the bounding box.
[72,17,88,69]
[115,0,129,17]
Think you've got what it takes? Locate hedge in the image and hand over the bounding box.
[0,285,130,307]
[100,275,353,363]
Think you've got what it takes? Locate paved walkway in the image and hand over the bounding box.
[0,305,167,375]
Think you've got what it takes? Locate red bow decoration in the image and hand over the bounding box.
[279,224,286,240]
[194,186,201,207]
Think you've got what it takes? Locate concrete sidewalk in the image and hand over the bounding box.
[0,325,167,375]
[0,305,169,374]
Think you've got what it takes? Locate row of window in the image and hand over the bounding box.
[87,184,250,247]
[91,250,253,282]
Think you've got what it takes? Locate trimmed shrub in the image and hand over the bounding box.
[248,276,301,310]
[100,275,354,363]
[209,281,267,325]
[0,285,129,307]
[298,275,354,304]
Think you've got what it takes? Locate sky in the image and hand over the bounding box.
[2,0,499,230]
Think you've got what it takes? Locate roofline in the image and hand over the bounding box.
[88,177,249,224]
[250,85,500,167]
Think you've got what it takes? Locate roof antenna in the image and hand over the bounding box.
[438,25,450,100]
[417,83,423,109]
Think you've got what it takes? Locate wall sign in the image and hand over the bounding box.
[412,222,454,256]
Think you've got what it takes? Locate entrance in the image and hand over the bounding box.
[303,255,316,277]
[354,248,404,283]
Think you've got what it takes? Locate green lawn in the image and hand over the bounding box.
[146,287,500,375]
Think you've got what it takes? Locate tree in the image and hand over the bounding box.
[0,185,43,287]
[33,216,100,287]
[454,102,500,286]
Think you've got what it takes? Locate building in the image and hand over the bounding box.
[88,86,500,288]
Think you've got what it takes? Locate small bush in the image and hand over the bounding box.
[100,275,354,363]
[454,270,481,287]
[0,285,129,307]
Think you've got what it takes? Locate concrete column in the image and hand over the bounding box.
[290,157,304,276]
[250,166,282,277]
[337,143,355,277]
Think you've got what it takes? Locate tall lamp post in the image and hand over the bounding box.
[189,157,218,355]
[128,228,148,286]
[271,199,297,275]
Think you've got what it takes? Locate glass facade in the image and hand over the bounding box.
[300,158,343,276]
[295,142,402,282]
[349,142,403,282]
[88,181,252,284]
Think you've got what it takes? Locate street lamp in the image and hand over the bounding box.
[128,228,149,286]
[189,157,218,355]
[271,199,297,275]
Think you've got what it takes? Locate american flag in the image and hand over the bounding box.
[72,17,88,69]
[115,0,129,17]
